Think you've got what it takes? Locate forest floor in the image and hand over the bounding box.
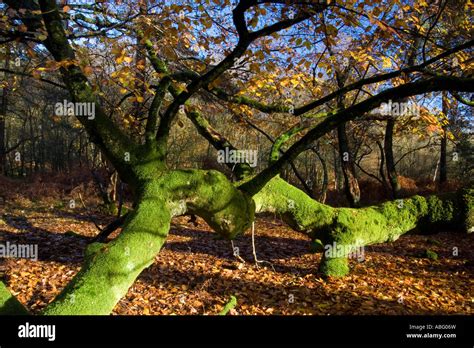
[0,190,473,315]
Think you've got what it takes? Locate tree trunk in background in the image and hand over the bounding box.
[0,44,10,175]
[39,121,45,172]
[337,123,360,207]
[324,22,361,207]
[385,118,401,198]
[132,2,148,120]
[376,140,390,196]
[384,36,419,198]
[333,140,343,191]
[314,146,328,203]
[0,90,6,175]
[439,92,448,185]
[28,113,35,175]
[439,131,447,184]
[290,160,314,199]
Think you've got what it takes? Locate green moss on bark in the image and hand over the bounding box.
[253,175,335,234]
[42,168,254,315]
[319,256,349,278]
[254,177,473,277]
[151,169,254,239]
[218,295,237,315]
[43,195,171,315]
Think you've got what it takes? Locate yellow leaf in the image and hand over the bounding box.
[382,57,392,69]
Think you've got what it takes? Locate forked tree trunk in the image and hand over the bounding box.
[2,0,473,317]
[41,169,254,315]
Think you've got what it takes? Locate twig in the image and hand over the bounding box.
[78,192,102,231]
[91,213,129,243]
[251,222,275,271]
[78,192,128,243]
[231,240,246,263]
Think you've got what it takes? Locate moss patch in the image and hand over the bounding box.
[319,256,350,277]
[425,249,439,260]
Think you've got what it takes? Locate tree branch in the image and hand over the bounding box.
[35,0,139,183]
[208,39,473,116]
[0,68,66,89]
[239,75,474,195]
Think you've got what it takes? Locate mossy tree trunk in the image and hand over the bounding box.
[42,169,254,315]
[0,0,257,315]
[253,176,473,277]
[178,78,474,281]
[173,78,474,281]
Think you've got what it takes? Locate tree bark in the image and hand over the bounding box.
[376,140,390,196]
[2,0,473,317]
[439,92,448,185]
[384,118,401,198]
[314,146,328,203]
[0,44,10,175]
[337,123,361,207]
